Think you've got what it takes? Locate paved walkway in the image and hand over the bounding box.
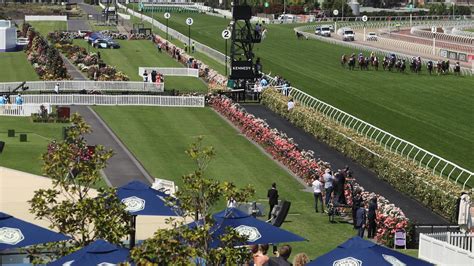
[242,104,449,224]
[69,106,153,187]
[60,54,87,80]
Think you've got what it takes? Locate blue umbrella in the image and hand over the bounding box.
[0,212,69,251]
[190,208,306,247]
[307,236,433,266]
[116,180,179,216]
[48,239,131,266]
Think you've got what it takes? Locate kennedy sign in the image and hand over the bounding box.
[230,61,254,79]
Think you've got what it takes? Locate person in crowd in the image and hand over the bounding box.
[287,99,294,111]
[151,70,157,83]
[293,253,309,266]
[15,94,23,105]
[352,188,362,229]
[312,176,324,213]
[97,51,101,60]
[54,82,60,94]
[332,170,343,205]
[227,197,237,208]
[157,43,162,53]
[367,197,378,239]
[184,42,188,53]
[267,183,279,219]
[323,168,334,208]
[191,41,196,53]
[455,192,467,223]
[458,191,471,233]
[268,245,292,266]
[355,202,366,238]
[252,244,270,266]
[142,70,149,82]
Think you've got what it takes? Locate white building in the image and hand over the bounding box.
[0,20,17,52]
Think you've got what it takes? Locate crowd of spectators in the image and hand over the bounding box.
[244,244,309,266]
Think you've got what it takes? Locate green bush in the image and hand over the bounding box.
[261,88,460,221]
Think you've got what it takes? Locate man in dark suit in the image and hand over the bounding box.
[355,203,366,238]
[267,183,279,219]
[268,245,292,266]
[367,197,378,239]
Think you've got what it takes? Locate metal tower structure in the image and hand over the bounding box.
[104,0,119,25]
[229,1,260,81]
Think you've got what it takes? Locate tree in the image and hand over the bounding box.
[131,137,255,265]
[28,114,130,263]
[322,0,352,16]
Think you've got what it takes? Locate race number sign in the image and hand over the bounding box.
[186,18,194,26]
[222,29,231,40]
[164,12,170,19]
[362,15,368,22]
[333,9,339,16]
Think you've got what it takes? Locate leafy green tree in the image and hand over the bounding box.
[131,137,255,265]
[322,0,352,16]
[27,114,130,263]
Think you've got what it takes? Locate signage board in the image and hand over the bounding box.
[230,61,254,79]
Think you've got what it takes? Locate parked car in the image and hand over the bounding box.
[93,38,120,49]
[277,14,295,23]
[343,29,355,41]
[366,32,377,41]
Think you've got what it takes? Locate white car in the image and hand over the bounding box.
[277,14,295,23]
[343,29,355,41]
[366,32,377,41]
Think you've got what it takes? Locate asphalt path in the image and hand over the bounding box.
[242,104,449,225]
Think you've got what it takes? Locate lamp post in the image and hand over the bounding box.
[222,29,231,76]
[151,0,155,34]
[186,18,193,53]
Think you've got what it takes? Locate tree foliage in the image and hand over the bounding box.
[27,114,130,263]
[131,137,255,265]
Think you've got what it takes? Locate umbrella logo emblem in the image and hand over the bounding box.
[121,196,146,212]
[0,227,25,245]
[333,257,362,266]
[234,225,261,242]
[382,254,406,266]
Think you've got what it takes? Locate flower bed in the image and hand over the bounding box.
[260,88,460,220]
[22,24,69,80]
[210,95,410,246]
[48,32,129,81]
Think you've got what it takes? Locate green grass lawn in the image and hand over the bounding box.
[0,116,107,188]
[0,52,39,82]
[73,39,208,92]
[29,21,67,36]
[129,9,474,172]
[93,105,357,259]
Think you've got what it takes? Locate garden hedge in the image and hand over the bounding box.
[261,88,460,221]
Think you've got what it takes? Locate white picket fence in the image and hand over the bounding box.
[21,95,205,107]
[285,87,473,188]
[0,104,51,117]
[0,81,164,93]
[419,232,474,265]
[138,67,199,77]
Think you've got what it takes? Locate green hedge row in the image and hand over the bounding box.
[261,88,461,221]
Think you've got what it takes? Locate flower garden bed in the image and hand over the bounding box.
[22,24,69,80]
[210,95,410,246]
[48,32,129,81]
[260,88,460,221]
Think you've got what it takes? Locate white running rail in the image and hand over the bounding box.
[419,232,474,265]
[21,95,205,107]
[0,81,164,93]
[287,87,473,188]
[0,104,51,116]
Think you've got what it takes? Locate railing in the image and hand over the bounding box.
[452,25,474,38]
[294,25,473,76]
[287,87,473,188]
[411,25,474,45]
[138,67,199,77]
[419,232,474,265]
[0,104,51,117]
[21,95,205,107]
[0,81,164,93]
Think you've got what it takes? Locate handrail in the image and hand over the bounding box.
[0,80,164,92]
[286,87,473,188]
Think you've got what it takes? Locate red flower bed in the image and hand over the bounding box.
[210,95,410,246]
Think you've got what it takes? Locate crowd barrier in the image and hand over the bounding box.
[419,233,474,265]
[411,25,474,46]
[0,104,51,117]
[24,15,67,22]
[138,67,199,77]
[0,81,164,93]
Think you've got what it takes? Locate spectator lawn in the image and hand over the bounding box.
[73,39,209,93]
[0,52,39,82]
[93,105,357,259]
[127,8,474,173]
[28,21,67,37]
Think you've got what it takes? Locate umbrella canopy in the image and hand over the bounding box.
[307,236,433,266]
[116,180,179,216]
[0,212,69,251]
[190,208,305,247]
[48,239,130,266]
